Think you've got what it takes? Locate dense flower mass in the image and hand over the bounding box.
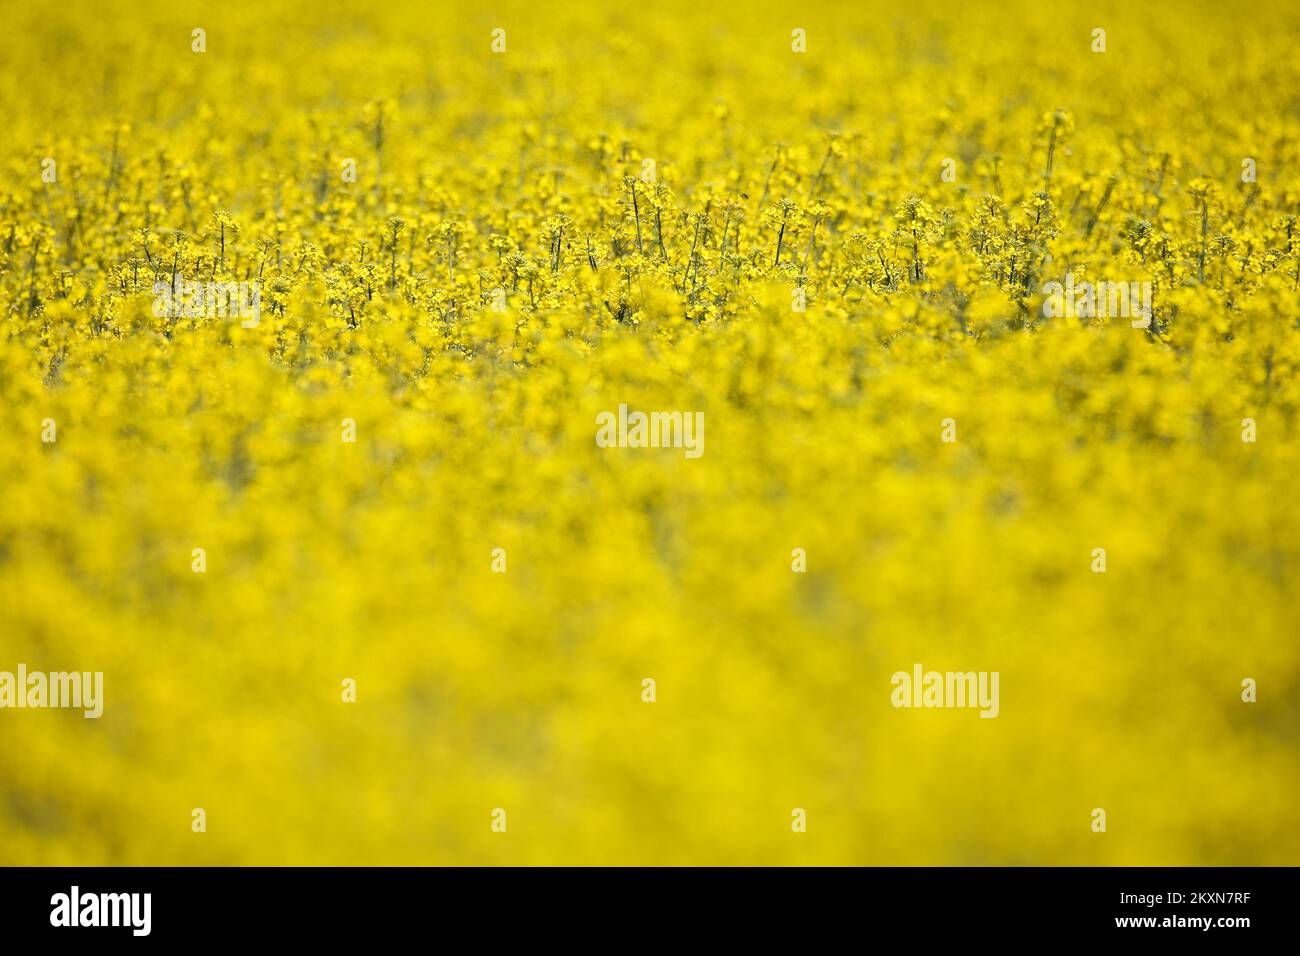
[1,0,1298,864]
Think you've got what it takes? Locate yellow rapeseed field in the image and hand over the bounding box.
[1,0,1298,865]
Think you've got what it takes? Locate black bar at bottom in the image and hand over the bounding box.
[0,867,1291,942]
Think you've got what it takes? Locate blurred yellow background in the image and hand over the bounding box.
[1,0,1297,864]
